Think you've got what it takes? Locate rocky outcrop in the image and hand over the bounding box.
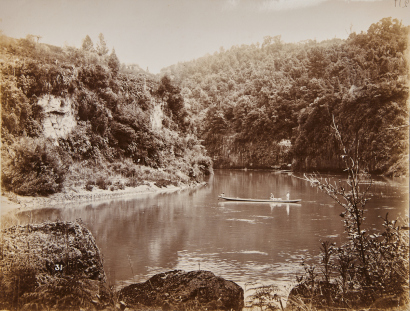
[37,94,77,139]
[0,220,106,282]
[150,99,164,131]
[0,221,108,310]
[119,270,244,310]
[210,136,291,169]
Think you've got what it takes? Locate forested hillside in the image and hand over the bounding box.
[1,34,212,196]
[1,17,408,199]
[163,17,409,176]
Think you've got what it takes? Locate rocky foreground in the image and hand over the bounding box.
[0,221,244,310]
[119,270,244,310]
[0,221,110,310]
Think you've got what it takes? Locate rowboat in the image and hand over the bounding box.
[218,195,301,203]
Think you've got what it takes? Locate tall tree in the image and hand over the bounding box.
[96,33,109,56]
[81,35,94,52]
[108,48,120,74]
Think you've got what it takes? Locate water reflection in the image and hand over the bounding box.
[9,170,409,290]
[219,202,299,216]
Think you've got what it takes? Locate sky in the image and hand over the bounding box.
[0,0,409,73]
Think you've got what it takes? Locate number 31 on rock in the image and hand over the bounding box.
[55,264,63,271]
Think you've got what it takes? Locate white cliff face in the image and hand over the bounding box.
[150,99,164,131]
[37,95,77,139]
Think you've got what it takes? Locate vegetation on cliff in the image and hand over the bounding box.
[163,17,409,175]
[0,34,212,196]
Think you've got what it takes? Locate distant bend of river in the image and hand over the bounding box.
[11,170,409,290]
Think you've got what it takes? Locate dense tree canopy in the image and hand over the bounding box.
[0,17,408,197]
[162,17,408,175]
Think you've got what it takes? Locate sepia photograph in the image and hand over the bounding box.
[0,0,409,310]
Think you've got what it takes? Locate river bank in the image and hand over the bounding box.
[0,181,207,218]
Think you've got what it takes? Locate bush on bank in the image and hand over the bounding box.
[1,137,70,196]
[287,126,409,310]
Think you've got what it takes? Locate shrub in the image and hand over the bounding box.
[85,180,94,191]
[95,176,110,190]
[110,159,139,178]
[109,181,125,191]
[1,137,68,196]
[186,149,213,181]
[154,179,175,188]
[0,259,37,309]
[125,177,142,188]
[293,119,410,310]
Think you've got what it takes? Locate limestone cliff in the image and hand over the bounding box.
[37,94,77,139]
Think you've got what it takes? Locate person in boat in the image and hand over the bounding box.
[271,193,283,201]
[286,191,290,200]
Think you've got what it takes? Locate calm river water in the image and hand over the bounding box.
[11,170,409,291]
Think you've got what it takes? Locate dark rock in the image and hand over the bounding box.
[0,220,108,310]
[0,220,106,282]
[119,270,244,310]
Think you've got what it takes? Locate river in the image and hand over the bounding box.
[10,170,409,294]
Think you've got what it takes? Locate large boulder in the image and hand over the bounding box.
[0,220,108,310]
[0,220,106,281]
[119,270,244,310]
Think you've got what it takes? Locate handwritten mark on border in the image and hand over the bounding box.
[395,0,409,7]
